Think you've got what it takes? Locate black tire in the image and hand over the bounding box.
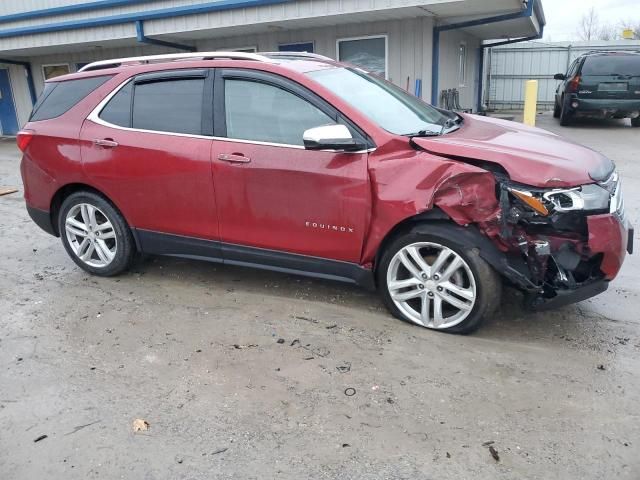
[377,223,501,334]
[632,117,640,128]
[553,100,561,118]
[559,97,572,126]
[58,191,136,276]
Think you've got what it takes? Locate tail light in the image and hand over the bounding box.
[568,75,581,93]
[16,130,34,152]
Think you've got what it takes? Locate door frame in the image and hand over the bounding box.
[0,67,19,135]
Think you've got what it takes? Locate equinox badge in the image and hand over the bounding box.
[305,221,354,233]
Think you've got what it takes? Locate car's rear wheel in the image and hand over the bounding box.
[553,101,561,118]
[559,97,573,126]
[58,191,135,276]
[631,117,640,128]
[377,224,501,334]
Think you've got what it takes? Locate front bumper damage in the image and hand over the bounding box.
[482,173,633,310]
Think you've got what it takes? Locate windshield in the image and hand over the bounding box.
[307,67,451,136]
[582,55,640,76]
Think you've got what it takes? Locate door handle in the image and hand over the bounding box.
[218,153,251,163]
[93,138,119,148]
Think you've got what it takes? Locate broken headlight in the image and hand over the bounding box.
[542,184,610,212]
[508,177,616,216]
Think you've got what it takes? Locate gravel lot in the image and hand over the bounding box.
[1,113,639,479]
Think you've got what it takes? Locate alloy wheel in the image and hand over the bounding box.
[386,242,477,329]
[65,203,117,268]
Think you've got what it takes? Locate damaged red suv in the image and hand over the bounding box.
[19,52,633,333]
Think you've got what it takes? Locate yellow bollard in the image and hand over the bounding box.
[523,80,539,127]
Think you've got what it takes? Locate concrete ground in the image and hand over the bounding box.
[1,113,639,479]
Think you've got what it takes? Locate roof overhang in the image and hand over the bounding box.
[0,0,545,57]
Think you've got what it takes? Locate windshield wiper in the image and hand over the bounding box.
[440,113,464,134]
[404,129,442,138]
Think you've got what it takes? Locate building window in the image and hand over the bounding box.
[458,42,467,86]
[279,42,314,53]
[42,64,70,80]
[337,35,387,78]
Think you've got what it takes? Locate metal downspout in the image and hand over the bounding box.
[135,20,195,52]
[431,0,540,106]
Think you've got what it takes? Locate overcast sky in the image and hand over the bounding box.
[542,0,638,41]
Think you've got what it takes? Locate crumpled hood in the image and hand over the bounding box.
[411,114,614,188]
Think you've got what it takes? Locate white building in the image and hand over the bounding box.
[0,0,545,135]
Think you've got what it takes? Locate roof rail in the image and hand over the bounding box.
[261,51,335,62]
[78,51,273,72]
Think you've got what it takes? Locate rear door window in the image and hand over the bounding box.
[30,75,112,121]
[582,55,640,76]
[99,81,133,127]
[131,77,205,135]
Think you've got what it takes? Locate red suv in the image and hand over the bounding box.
[19,52,633,333]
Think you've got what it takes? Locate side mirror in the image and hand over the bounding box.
[553,73,566,81]
[303,124,366,152]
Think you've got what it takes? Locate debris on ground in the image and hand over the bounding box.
[175,455,184,464]
[489,445,500,462]
[446,452,451,458]
[313,348,330,358]
[276,338,285,344]
[65,420,101,436]
[290,339,300,347]
[0,187,18,197]
[292,315,319,324]
[342,443,350,448]
[210,447,228,455]
[326,324,338,329]
[597,364,606,371]
[482,440,495,447]
[132,419,150,432]
[344,387,356,397]
[336,362,351,373]
[33,434,48,443]
[233,344,258,349]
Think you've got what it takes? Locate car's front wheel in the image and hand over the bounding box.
[377,224,501,334]
[58,191,135,276]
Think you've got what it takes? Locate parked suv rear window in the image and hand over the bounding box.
[30,75,111,122]
[132,78,204,135]
[581,55,640,76]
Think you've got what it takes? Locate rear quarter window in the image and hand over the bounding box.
[581,56,640,76]
[30,75,112,122]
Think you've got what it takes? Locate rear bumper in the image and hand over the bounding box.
[570,96,640,116]
[26,204,57,237]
